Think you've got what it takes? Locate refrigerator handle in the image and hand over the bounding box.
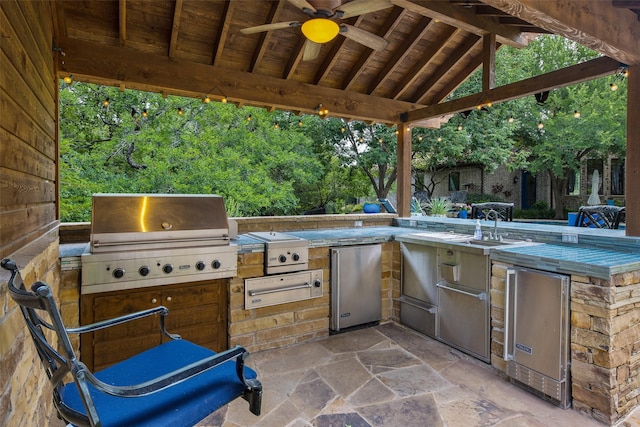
[504,268,516,361]
[334,250,340,329]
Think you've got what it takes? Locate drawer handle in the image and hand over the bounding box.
[151,298,158,304]
[436,281,486,301]
[249,282,311,296]
[166,296,172,302]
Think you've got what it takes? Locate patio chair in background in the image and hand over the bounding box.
[449,190,468,204]
[471,202,514,222]
[574,205,625,229]
[1,258,262,427]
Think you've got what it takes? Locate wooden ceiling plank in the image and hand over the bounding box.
[56,36,422,124]
[391,0,529,48]
[212,0,235,67]
[403,56,622,123]
[342,6,405,90]
[249,1,287,73]
[389,26,458,100]
[412,34,481,103]
[367,15,434,95]
[52,0,67,43]
[119,0,126,46]
[480,0,640,64]
[168,0,183,58]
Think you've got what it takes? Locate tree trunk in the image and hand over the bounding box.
[548,170,568,219]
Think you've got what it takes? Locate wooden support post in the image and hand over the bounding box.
[397,123,412,217]
[483,33,496,91]
[626,64,640,236]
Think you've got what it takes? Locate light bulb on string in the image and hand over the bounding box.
[508,116,514,123]
[537,121,544,129]
[574,110,581,119]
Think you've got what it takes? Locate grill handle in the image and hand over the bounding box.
[248,282,311,296]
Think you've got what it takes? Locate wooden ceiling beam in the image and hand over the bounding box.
[389,27,458,100]
[283,37,306,80]
[250,1,287,73]
[413,34,481,103]
[366,15,434,95]
[56,37,422,125]
[403,56,622,123]
[480,0,640,64]
[314,16,363,85]
[212,0,235,66]
[168,0,183,58]
[391,0,529,48]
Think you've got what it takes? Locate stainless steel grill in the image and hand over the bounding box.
[81,194,237,294]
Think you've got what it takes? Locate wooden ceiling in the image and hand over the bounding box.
[54,0,640,127]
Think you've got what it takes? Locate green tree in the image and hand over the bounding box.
[58,83,323,220]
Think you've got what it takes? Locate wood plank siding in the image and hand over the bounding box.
[1,0,58,259]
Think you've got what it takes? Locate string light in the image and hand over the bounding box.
[340,127,345,133]
[102,98,110,107]
[457,124,463,131]
[573,110,581,119]
[203,95,211,104]
[177,107,183,116]
[537,121,544,129]
[142,109,148,118]
[508,116,514,123]
[610,83,619,91]
[437,136,442,142]
[316,104,329,118]
[273,122,279,129]
[63,75,73,84]
[246,114,252,121]
[298,120,303,127]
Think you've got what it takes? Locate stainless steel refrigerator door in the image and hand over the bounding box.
[511,268,569,381]
[331,245,382,331]
[400,242,438,304]
[437,282,489,361]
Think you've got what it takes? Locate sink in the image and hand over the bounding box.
[461,239,530,247]
[396,232,537,253]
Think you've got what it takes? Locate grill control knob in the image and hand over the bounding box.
[211,260,221,269]
[162,264,173,274]
[112,268,125,279]
[139,266,150,276]
[314,279,321,288]
[195,261,206,271]
[279,255,287,263]
[292,253,300,261]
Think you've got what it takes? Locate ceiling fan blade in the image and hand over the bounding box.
[287,0,317,14]
[303,40,321,61]
[340,24,389,50]
[240,21,300,35]
[336,0,393,19]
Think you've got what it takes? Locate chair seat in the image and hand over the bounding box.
[61,340,257,427]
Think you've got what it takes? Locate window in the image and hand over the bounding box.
[586,159,603,195]
[448,172,460,191]
[566,170,580,195]
[611,159,625,195]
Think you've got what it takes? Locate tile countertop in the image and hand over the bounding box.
[490,244,640,279]
[60,225,640,279]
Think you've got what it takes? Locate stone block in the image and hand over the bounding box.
[572,359,616,390]
[572,327,611,353]
[571,343,593,364]
[571,383,615,417]
[491,275,505,292]
[229,312,294,336]
[592,346,630,369]
[571,311,591,329]
[295,306,329,322]
[572,281,616,305]
[489,289,504,307]
[593,310,640,336]
[571,300,613,319]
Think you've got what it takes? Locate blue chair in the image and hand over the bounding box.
[1,258,262,427]
[574,205,625,229]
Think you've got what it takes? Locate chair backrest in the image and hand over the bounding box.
[471,202,514,222]
[449,190,468,204]
[575,205,625,229]
[1,259,91,425]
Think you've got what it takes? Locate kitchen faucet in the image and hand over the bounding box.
[486,209,501,241]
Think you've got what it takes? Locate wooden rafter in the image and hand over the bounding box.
[391,0,529,48]
[212,0,235,66]
[403,56,622,123]
[250,1,287,73]
[482,33,496,91]
[313,15,364,85]
[168,0,183,58]
[119,0,126,47]
[390,27,459,100]
[342,6,406,90]
[366,15,434,95]
[413,34,481,104]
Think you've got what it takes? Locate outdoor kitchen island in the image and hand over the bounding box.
[59,215,640,425]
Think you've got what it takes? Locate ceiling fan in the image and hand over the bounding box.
[240,0,393,61]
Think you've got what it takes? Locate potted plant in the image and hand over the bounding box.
[363,199,381,213]
[458,204,470,219]
[426,197,452,217]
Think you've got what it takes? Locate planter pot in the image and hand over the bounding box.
[458,210,468,219]
[363,203,381,213]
